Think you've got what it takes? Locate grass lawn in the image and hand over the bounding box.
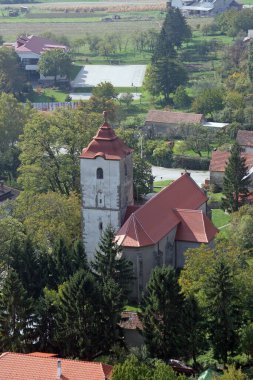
[173,140,212,159]
[153,179,173,192]
[124,305,141,312]
[208,192,223,203]
[211,209,231,229]
[31,88,68,102]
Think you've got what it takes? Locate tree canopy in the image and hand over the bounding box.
[38,49,72,84]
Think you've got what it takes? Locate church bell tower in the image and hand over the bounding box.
[80,111,134,260]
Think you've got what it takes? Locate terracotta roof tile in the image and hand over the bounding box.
[116,174,208,247]
[123,205,141,224]
[175,209,218,243]
[145,110,204,125]
[80,118,133,160]
[15,35,67,55]
[0,352,112,380]
[236,130,253,147]
[210,150,253,172]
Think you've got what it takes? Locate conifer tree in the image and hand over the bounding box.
[92,225,134,298]
[99,278,124,352]
[0,269,35,352]
[222,142,249,212]
[56,269,102,359]
[141,266,185,360]
[47,239,88,288]
[205,258,241,363]
[152,7,191,62]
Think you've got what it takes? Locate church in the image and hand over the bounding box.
[80,113,218,300]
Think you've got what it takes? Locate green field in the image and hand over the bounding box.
[211,209,231,229]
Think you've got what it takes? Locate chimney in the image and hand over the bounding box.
[57,359,61,379]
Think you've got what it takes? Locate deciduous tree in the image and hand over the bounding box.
[38,49,72,85]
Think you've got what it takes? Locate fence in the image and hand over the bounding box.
[31,102,82,111]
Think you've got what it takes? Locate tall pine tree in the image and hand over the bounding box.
[222,142,249,212]
[92,225,134,299]
[56,269,102,359]
[205,258,241,363]
[0,269,35,352]
[153,7,191,62]
[140,266,185,360]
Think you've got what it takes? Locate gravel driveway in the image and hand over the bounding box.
[152,166,209,186]
[71,65,146,88]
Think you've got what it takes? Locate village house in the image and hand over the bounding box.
[144,110,228,139]
[209,150,253,189]
[236,130,253,153]
[144,110,204,138]
[119,311,144,348]
[80,113,218,301]
[0,352,112,380]
[12,35,68,82]
[0,180,19,203]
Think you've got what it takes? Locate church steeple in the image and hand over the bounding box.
[80,112,134,260]
[80,111,132,160]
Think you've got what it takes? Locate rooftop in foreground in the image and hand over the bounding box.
[0,352,112,380]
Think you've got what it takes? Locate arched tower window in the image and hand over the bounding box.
[97,168,103,179]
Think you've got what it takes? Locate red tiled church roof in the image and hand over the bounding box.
[237,130,253,147]
[145,110,204,125]
[210,150,253,172]
[175,209,218,243]
[80,112,133,160]
[116,174,210,248]
[0,352,112,380]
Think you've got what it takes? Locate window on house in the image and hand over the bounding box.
[97,168,103,179]
[99,222,103,231]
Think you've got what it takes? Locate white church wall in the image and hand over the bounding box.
[80,156,122,260]
[80,156,121,210]
[82,208,121,261]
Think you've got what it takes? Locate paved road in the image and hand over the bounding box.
[152,166,209,186]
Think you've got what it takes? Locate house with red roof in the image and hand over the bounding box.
[14,35,68,81]
[145,109,204,138]
[0,352,112,380]
[210,150,253,190]
[80,113,218,300]
[236,130,253,153]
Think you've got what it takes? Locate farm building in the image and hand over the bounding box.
[144,110,204,138]
[171,0,241,15]
[14,35,68,81]
[80,113,218,301]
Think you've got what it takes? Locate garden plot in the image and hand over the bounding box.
[71,65,146,88]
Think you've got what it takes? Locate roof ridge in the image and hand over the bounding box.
[201,212,208,242]
[134,214,156,244]
[132,214,140,247]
